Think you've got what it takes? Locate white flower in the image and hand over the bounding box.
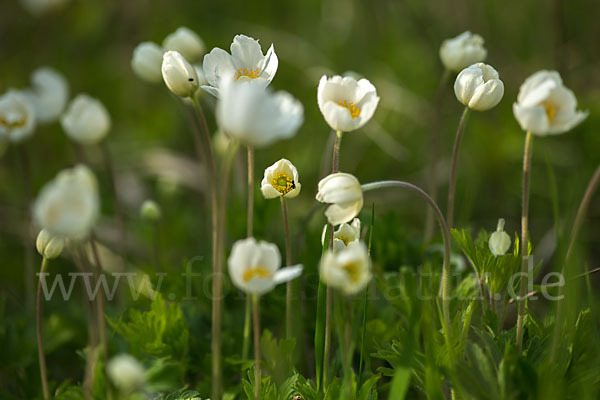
[163,27,205,63]
[316,172,363,226]
[260,158,301,199]
[20,0,69,16]
[36,229,65,259]
[216,78,303,148]
[228,237,303,295]
[107,354,145,393]
[513,70,587,136]
[25,67,69,123]
[317,75,380,133]
[131,42,165,83]
[0,90,37,143]
[33,164,100,238]
[202,34,278,97]
[320,241,371,295]
[140,200,161,221]
[489,218,511,257]
[333,218,361,252]
[454,63,504,111]
[193,64,208,86]
[61,94,111,145]
[161,51,199,97]
[439,31,487,72]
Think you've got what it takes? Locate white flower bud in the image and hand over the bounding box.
[163,27,205,63]
[36,229,65,259]
[489,218,511,257]
[140,200,161,221]
[454,63,504,111]
[161,51,199,97]
[316,173,364,226]
[61,94,111,145]
[26,67,69,123]
[107,354,145,393]
[131,42,164,83]
[440,31,487,72]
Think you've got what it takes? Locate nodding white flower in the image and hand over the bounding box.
[0,90,36,143]
[454,63,504,111]
[202,34,278,97]
[333,218,361,252]
[161,50,199,97]
[140,200,161,221]
[228,237,303,295]
[261,158,301,199]
[61,94,111,145]
[489,218,511,257]
[317,75,380,133]
[25,67,69,123]
[320,241,371,295]
[316,173,363,226]
[216,77,303,148]
[131,42,165,83]
[33,165,100,239]
[513,70,587,136]
[163,27,205,63]
[440,31,487,72]
[36,229,65,259]
[107,354,145,393]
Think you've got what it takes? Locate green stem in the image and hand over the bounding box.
[252,295,261,400]
[100,142,126,262]
[36,257,50,400]
[247,146,254,237]
[18,144,35,313]
[280,196,293,339]
[446,106,471,229]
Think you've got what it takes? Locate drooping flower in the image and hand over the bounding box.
[61,94,111,145]
[0,90,37,143]
[513,70,587,136]
[216,77,303,148]
[33,164,100,238]
[202,34,278,97]
[317,75,380,132]
[439,31,487,72]
[163,27,205,63]
[320,241,371,295]
[25,67,69,123]
[454,63,504,111]
[228,237,303,295]
[131,42,165,83]
[316,172,363,226]
[161,50,199,97]
[489,218,511,257]
[36,229,65,259]
[333,218,361,252]
[261,158,301,199]
[107,354,146,393]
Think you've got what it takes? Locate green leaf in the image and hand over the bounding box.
[389,367,410,400]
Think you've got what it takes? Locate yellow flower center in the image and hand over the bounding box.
[271,172,295,195]
[542,101,556,123]
[243,266,271,282]
[338,100,361,119]
[337,235,352,246]
[341,261,361,283]
[0,116,26,129]
[235,68,261,80]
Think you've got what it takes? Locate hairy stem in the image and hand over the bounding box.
[280,196,293,339]
[446,106,471,229]
[252,295,261,400]
[36,257,50,400]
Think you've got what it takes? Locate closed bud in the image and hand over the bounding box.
[163,27,205,63]
[140,200,161,221]
[131,42,164,83]
[454,63,504,111]
[161,51,199,97]
[489,218,511,257]
[440,31,487,72]
[107,354,145,393]
[36,229,65,259]
[61,94,111,145]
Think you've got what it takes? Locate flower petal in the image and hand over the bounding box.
[273,265,303,284]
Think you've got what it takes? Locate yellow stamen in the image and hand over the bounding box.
[0,116,27,129]
[542,101,556,123]
[243,266,271,282]
[235,68,261,80]
[337,100,361,119]
[271,172,295,195]
[337,235,351,246]
[341,261,361,283]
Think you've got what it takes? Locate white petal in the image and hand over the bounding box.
[273,265,303,284]
[230,34,264,70]
[202,47,235,88]
[325,198,364,226]
[513,103,549,135]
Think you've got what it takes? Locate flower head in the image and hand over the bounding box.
[0,90,36,143]
[439,31,487,72]
[162,51,200,98]
[317,75,379,132]
[316,172,363,226]
[489,218,511,257]
[36,229,65,259]
[320,241,371,295]
[163,27,205,63]
[132,42,165,83]
[513,70,587,136]
[228,237,303,295]
[33,164,100,238]
[25,67,69,123]
[107,354,145,393]
[333,218,361,252]
[261,158,301,199]
[140,200,161,221]
[454,63,504,111]
[202,34,278,97]
[61,94,111,145]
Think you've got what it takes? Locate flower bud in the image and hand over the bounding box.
[36,229,65,259]
[454,63,504,111]
[161,51,199,97]
[489,218,511,257]
[61,94,111,145]
[440,31,487,72]
[107,354,145,393]
[131,42,164,83]
[162,27,205,63]
[140,200,161,221]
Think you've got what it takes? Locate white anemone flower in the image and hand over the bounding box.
[0,90,37,143]
[33,164,100,238]
[61,94,111,145]
[260,158,301,199]
[316,172,363,226]
[454,63,504,111]
[107,354,145,393]
[320,241,371,295]
[489,218,511,257]
[216,77,303,148]
[202,34,278,97]
[317,75,380,133]
[25,67,69,123]
[228,237,303,295]
[439,31,487,72]
[163,27,205,63]
[513,70,587,136]
[333,218,361,252]
[131,42,165,83]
